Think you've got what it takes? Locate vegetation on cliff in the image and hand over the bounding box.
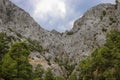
[0,30,120,80]
[78,30,120,80]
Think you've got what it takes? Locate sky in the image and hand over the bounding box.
[10,0,115,32]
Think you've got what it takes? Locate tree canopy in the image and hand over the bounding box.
[78,30,120,80]
[1,42,33,80]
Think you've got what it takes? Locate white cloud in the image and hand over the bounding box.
[30,0,66,20]
[100,0,115,4]
[11,0,115,32]
[68,20,74,29]
[57,20,74,32]
[10,0,21,3]
[59,25,67,31]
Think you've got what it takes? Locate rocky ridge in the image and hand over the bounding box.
[0,0,120,77]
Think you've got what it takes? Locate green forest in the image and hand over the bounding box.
[0,30,120,80]
[78,30,120,80]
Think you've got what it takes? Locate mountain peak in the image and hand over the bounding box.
[0,0,120,79]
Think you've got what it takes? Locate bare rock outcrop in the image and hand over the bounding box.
[0,0,120,77]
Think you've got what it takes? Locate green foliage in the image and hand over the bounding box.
[1,30,119,80]
[0,32,11,76]
[1,42,33,80]
[54,76,65,80]
[0,32,10,61]
[106,30,120,49]
[102,10,106,16]
[102,28,107,32]
[67,31,74,35]
[34,67,65,80]
[109,17,114,21]
[0,32,67,80]
[115,0,118,9]
[16,32,22,38]
[78,30,120,80]
[109,17,116,23]
[27,38,43,52]
[8,28,14,32]
[44,68,55,80]
[34,64,44,80]
[57,58,75,77]
[68,73,77,80]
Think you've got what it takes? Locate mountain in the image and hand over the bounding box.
[0,0,120,79]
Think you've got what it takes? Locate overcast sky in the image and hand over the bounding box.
[10,0,115,32]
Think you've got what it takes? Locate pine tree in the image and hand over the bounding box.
[1,42,33,80]
[44,68,55,80]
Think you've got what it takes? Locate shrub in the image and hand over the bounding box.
[102,10,106,16]
[78,30,120,80]
[34,64,44,80]
[109,17,116,23]
[109,17,114,21]
[55,76,65,80]
[16,32,22,38]
[1,42,33,80]
[44,68,54,80]
[0,32,10,61]
[102,28,107,32]
[67,31,74,35]
[68,73,77,80]
[115,0,118,9]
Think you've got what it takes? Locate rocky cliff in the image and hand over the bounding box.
[0,0,120,78]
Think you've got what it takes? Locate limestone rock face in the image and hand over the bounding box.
[0,0,120,77]
[64,3,120,62]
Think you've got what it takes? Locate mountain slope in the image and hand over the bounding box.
[0,0,120,79]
